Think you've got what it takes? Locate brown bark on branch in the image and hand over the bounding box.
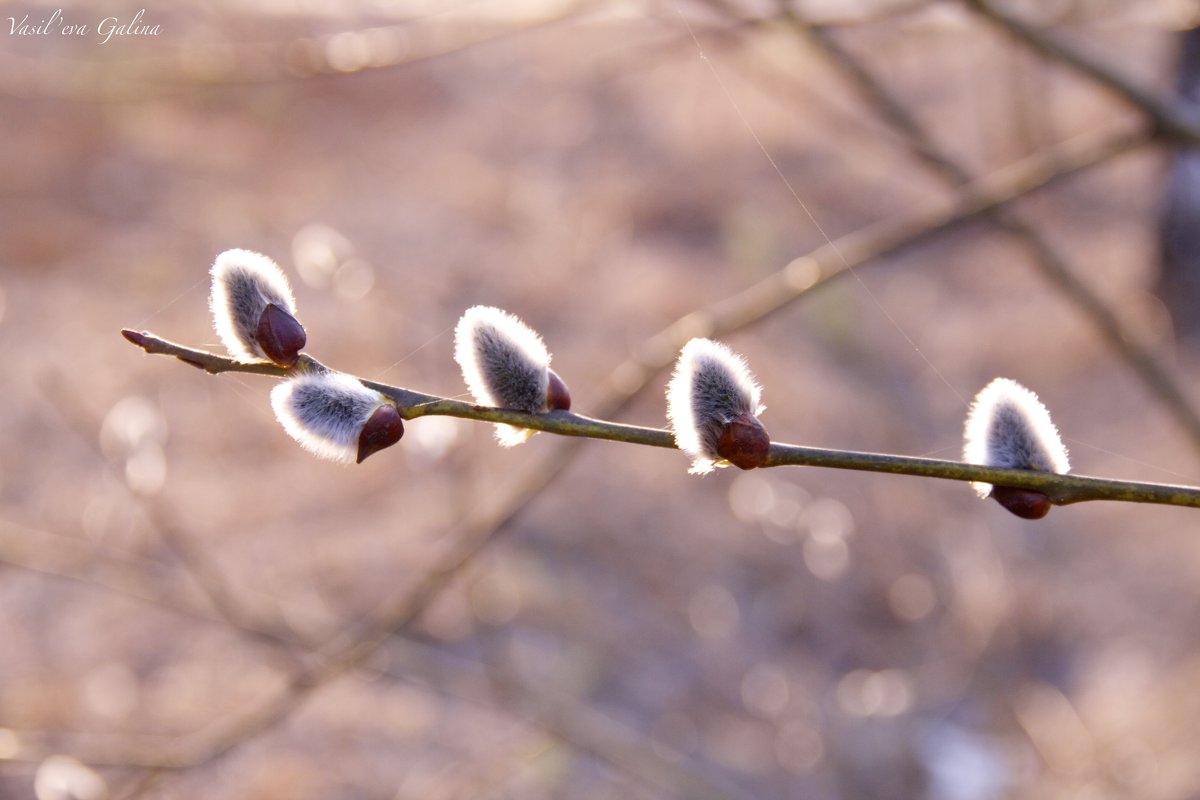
[122,330,1200,510]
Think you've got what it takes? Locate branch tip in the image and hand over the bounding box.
[121,328,148,348]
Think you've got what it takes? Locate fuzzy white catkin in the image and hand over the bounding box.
[210,249,298,361]
[963,377,1070,497]
[454,305,552,446]
[666,338,765,474]
[271,372,383,462]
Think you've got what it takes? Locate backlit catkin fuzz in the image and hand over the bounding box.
[271,372,403,464]
[453,305,570,446]
[963,377,1070,519]
[667,338,770,474]
[210,249,306,367]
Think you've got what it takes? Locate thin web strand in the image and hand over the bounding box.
[670,2,968,407]
[1063,436,1195,482]
[668,6,1199,484]
[373,322,458,381]
[131,276,208,330]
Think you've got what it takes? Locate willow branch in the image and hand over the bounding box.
[961,0,1200,146]
[122,330,1200,510]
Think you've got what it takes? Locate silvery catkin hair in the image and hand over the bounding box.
[210,248,299,362]
[271,372,389,463]
[963,377,1070,498]
[454,305,554,446]
[667,338,765,474]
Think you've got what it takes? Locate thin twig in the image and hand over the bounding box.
[122,331,1200,509]
[961,0,1200,145]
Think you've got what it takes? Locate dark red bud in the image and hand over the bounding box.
[716,412,770,470]
[546,369,571,412]
[357,404,404,464]
[121,329,148,348]
[256,303,307,367]
[990,485,1052,520]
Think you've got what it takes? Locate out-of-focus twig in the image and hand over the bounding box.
[39,371,282,642]
[0,521,734,799]
[801,0,938,27]
[759,12,1200,454]
[0,517,734,798]
[0,521,208,622]
[590,123,1150,407]
[961,0,1200,146]
[0,519,305,661]
[472,622,740,800]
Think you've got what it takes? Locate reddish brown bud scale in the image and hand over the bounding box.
[546,369,571,412]
[357,404,404,464]
[255,303,307,368]
[716,412,770,470]
[990,485,1053,520]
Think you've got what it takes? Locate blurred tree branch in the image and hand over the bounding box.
[39,370,297,653]
[961,0,1200,146]
[759,10,1200,454]
[568,126,1151,413]
[5,491,754,797]
[0,519,740,798]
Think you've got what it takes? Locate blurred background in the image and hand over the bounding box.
[4,0,1200,798]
